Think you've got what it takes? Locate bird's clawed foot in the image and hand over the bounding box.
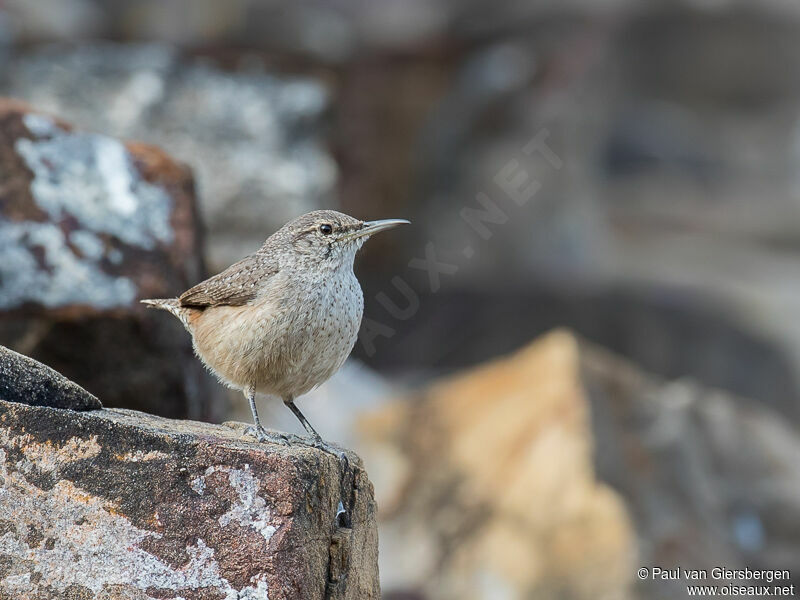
[244,425,292,446]
[237,422,345,465]
[306,435,350,471]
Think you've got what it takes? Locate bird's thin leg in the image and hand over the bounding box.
[283,396,322,440]
[284,396,348,462]
[247,386,263,429]
[244,386,288,445]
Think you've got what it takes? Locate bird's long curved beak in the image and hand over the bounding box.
[345,218,410,241]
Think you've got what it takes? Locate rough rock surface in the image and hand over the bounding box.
[0,99,223,421]
[0,344,100,411]
[0,399,379,600]
[359,330,635,600]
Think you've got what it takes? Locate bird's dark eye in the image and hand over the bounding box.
[319,224,333,235]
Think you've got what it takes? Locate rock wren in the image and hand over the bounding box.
[142,210,408,448]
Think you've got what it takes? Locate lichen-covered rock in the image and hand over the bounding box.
[0,399,379,600]
[0,98,203,313]
[0,44,335,271]
[0,344,100,410]
[0,99,223,421]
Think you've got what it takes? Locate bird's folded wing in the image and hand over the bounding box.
[179,253,278,308]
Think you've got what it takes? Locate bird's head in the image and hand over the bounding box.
[276,210,409,268]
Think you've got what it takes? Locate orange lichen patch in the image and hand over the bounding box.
[51,479,108,510]
[0,430,101,473]
[114,450,170,462]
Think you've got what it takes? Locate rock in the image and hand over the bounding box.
[0,398,379,600]
[0,344,100,410]
[0,43,335,271]
[358,330,635,600]
[359,329,800,599]
[0,99,204,312]
[582,340,800,599]
[0,99,223,421]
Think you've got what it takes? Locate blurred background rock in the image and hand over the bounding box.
[1,0,799,598]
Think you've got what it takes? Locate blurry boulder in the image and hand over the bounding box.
[359,330,635,600]
[583,340,800,599]
[1,0,104,42]
[0,42,336,271]
[0,99,223,420]
[360,329,800,599]
[13,0,800,58]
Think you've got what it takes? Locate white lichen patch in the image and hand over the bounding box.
[198,465,277,542]
[239,576,270,600]
[22,113,58,138]
[0,220,137,309]
[16,113,174,250]
[0,444,270,600]
[190,475,206,495]
[69,229,106,261]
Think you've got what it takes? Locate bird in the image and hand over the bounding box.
[141,210,409,450]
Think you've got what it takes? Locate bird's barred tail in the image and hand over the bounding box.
[140,297,179,310]
[140,298,189,327]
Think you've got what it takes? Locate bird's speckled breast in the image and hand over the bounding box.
[281,265,364,396]
[236,262,364,399]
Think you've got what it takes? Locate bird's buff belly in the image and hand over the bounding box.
[189,301,360,398]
